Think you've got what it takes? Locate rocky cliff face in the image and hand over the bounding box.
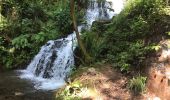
[147,40,170,99]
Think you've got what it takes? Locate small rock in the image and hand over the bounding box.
[15,92,24,96]
[87,68,96,75]
[88,68,96,73]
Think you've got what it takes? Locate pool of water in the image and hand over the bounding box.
[0,71,56,100]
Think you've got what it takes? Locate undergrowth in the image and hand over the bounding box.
[0,0,84,70]
[128,75,147,94]
[56,81,82,100]
[82,0,170,72]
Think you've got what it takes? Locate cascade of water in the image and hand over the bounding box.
[19,0,124,90]
[85,0,124,26]
[20,34,77,90]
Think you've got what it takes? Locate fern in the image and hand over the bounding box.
[12,34,31,49]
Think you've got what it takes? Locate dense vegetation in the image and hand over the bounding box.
[1,0,170,78]
[0,0,74,70]
[83,0,170,72]
[57,0,170,99]
[1,0,170,99]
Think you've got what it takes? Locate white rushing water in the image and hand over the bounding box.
[85,0,124,26]
[19,0,124,90]
[20,34,77,90]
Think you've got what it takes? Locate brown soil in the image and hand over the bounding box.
[63,40,170,100]
[72,64,145,100]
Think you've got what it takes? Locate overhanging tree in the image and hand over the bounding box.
[70,0,91,63]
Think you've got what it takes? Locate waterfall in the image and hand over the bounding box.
[20,34,77,90]
[85,0,124,26]
[19,0,124,90]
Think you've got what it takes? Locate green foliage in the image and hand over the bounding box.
[167,31,170,35]
[81,0,169,72]
[56,81,82,100]
[82,0,166,69]
[53,8,73,34]
[32,32,46,43]
[82,31,106,62]
[0,0,74,70]
[12,34,31,49]
[128,76,147,94]
[102,0,167,72]
[0,37,4,45]
[20,18,41,34]
[0,14,8,30]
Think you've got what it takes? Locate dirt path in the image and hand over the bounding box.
[71,64,144,100]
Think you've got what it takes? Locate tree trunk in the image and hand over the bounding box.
[166,0,169,6]
[70,0,91,63]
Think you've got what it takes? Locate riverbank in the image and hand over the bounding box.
[56,64,145,99]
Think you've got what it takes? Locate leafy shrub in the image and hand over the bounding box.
[53,7,72,35]
[103,0,166,72]
[31,32,46,43]
[0,0,75,69]
[21,18,42,34]
[12,34,31,49]
[56,81,82,100]
[82,31,106,61]
[128,76,147,94]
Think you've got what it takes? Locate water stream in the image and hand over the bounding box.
[19,33,77,90]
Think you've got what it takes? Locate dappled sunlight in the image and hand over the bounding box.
[0,14,7,28]
[1,0,170,99]
[147,40,170,99]
[68,65,134,100]
[158,40,170,62]
[77,88,100,100]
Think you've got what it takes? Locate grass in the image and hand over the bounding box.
[128,75,147,94]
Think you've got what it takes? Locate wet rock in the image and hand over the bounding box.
[43,51,57,78]
[74,47,82,67]
[45,42,50,46]
[53,40,63,48]
[92,20,112,27]
[35,56,45,76]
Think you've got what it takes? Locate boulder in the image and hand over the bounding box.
[92,19,112,27]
